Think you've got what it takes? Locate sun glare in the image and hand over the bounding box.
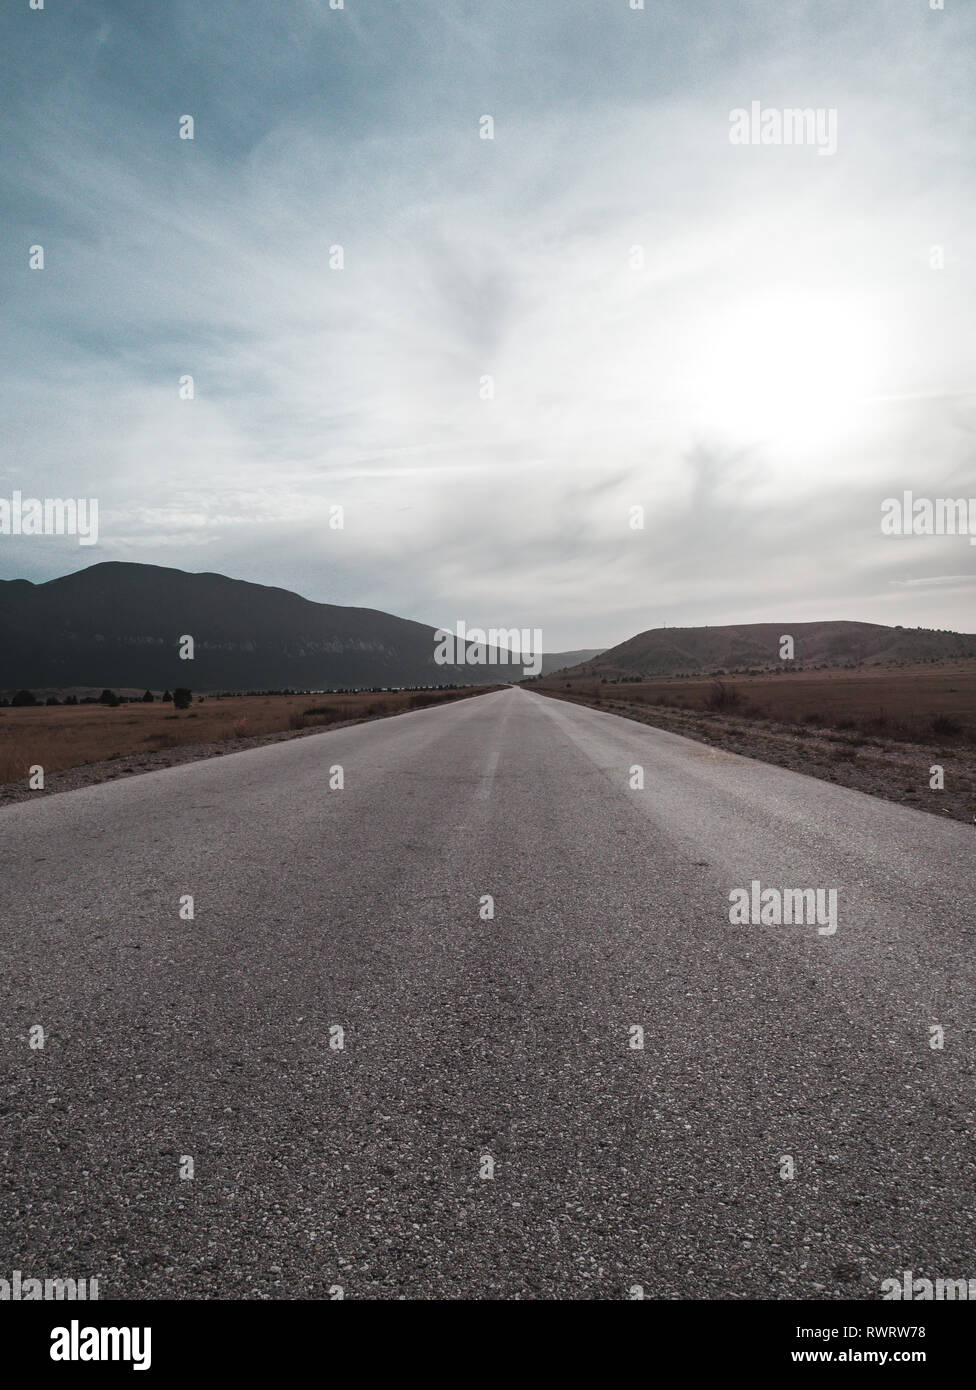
[691,289,881,445]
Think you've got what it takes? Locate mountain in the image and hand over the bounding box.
[538,649,604,677]
[0,562,534,692]
[548,620,976,680]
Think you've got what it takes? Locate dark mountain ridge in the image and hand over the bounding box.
[0,562,525,691]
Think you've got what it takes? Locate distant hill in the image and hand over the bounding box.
[0,563,541,692]
[538,648,604,677]
[548,621,976,680]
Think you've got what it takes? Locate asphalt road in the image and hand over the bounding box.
[1,686,973,1300]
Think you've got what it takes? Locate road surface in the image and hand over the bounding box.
[1,686,973,1299]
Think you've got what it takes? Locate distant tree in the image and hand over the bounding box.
[173,687,192,710]
[142,689,155,703]
[46,695,60,705]
[64,694,78,705]
[11,690,37,706]
[99,689,119,707]
[162,690,173,703]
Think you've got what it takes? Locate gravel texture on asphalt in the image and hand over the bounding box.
[1,687,973,1300]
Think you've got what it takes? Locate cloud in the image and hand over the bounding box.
[2,0,976,645]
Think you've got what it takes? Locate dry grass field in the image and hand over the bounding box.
[546,661,976,743]
[0,687,493,788]
[536,662,976,823]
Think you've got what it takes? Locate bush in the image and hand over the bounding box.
[11,690,37,706]
[931,715,963,737]
[705,679,742,711]
[173,688,192,710]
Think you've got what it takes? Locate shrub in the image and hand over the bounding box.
[11,690,37,706]
[173,688,192,711]
[705,679,742,711]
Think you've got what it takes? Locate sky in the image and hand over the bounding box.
[1,0,974,650]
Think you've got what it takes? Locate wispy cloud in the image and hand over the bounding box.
[2,0,975,644]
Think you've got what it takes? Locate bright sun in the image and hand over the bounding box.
[690,288,881,446]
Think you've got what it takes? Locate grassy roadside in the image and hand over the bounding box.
[532,683,976,825]
[0,685,501,805]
